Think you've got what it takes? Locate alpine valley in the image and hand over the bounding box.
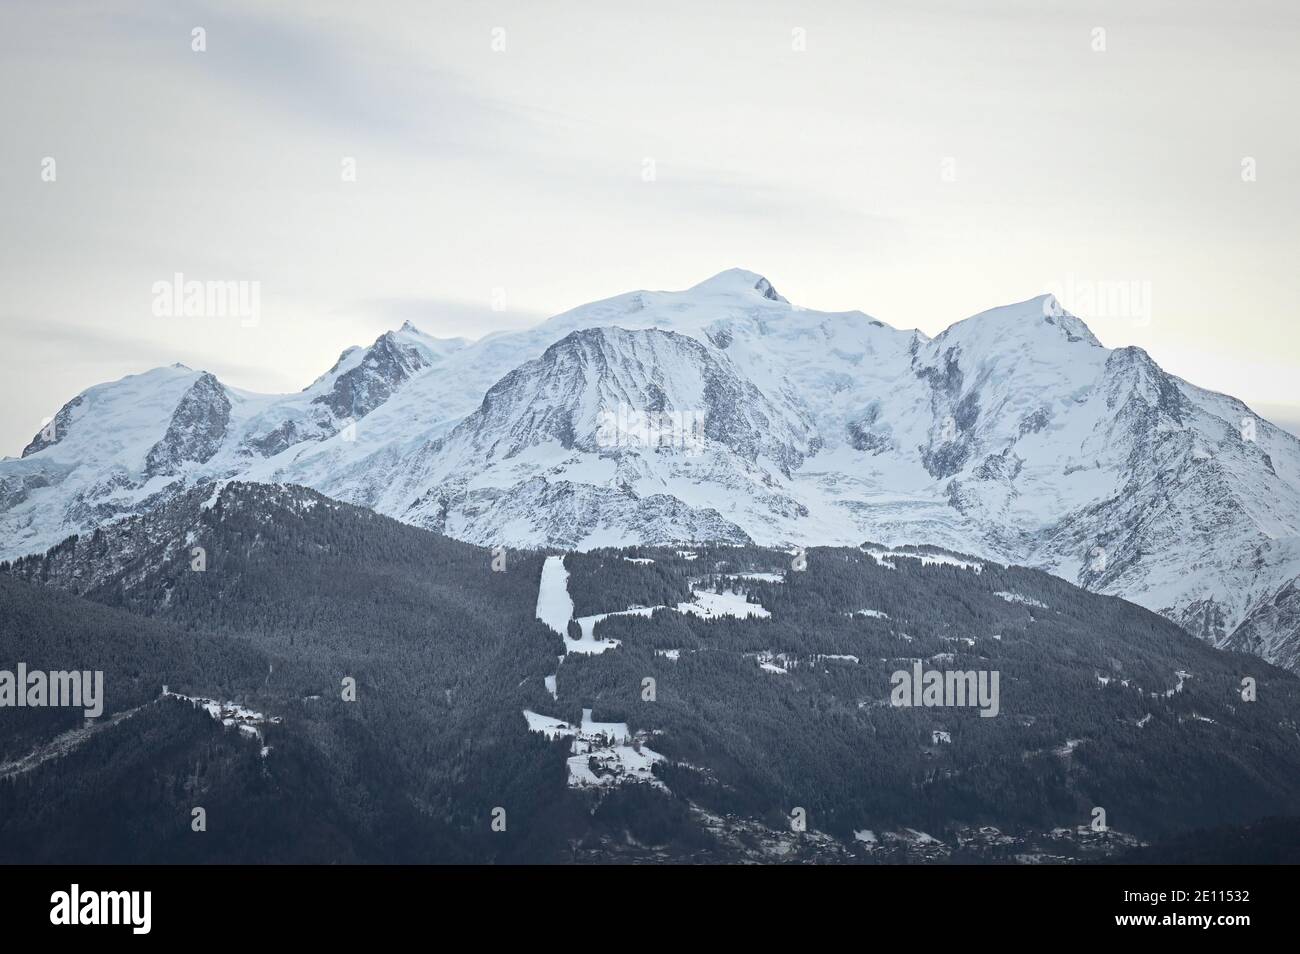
[4,269,1300,675]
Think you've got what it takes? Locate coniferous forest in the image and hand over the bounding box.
[3,483,1299,863]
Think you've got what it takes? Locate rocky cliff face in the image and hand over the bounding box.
[311,329,433,420]
[5,270,1300,673]
[145,372,232,477]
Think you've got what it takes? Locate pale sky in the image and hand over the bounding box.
[2,0,1298,455]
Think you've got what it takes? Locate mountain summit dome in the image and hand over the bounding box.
[688,268,787,303]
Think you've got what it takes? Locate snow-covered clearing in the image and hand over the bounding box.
[572,606,658,653]
[522,708,665,789]
[994,591,1047,609]
[894,828,941,845]
[676,588,770,620]
[862,546,984,573]
[536,555,634,655]
[522,709,577,740]
[535,555,575,637]
[535,554,772,664]
[747,650,858,674]
[164,688,280,753]
[1151,670,1194,699]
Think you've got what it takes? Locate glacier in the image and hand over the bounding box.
[4,268,1300,673]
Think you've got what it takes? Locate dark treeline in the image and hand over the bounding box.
[3,495,1299,861]
[553,544,1300,842]
[1,484,579,862]
[564,548,696,617]
[0,575,269,761]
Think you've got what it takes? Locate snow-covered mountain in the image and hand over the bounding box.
[5,269,1300,672]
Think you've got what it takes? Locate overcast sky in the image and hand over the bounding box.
[2,0,1298,455]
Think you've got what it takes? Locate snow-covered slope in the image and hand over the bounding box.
[372,325,815,547]
[5,269,1300,672]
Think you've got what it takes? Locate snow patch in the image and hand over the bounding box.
[732,571,785,583]
[523,708,665,789]
[862,546,984,573]
[535,555,574,637]
[994,591,1048,609]
[676,588,770,620]
[163,688,280,746]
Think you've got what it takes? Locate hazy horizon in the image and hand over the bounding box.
[3,0,1298,453]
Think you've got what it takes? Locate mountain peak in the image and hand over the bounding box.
[938,294,1102,349]
[391,321,470,355]
[689,268,788,303]
[1035,293,1061,316]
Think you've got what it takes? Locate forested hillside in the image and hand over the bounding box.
[4,486,1299,863]
[2,484,578,862]
[556,545,1300,844]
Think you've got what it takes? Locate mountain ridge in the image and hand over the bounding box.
[4,269,1300,673]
